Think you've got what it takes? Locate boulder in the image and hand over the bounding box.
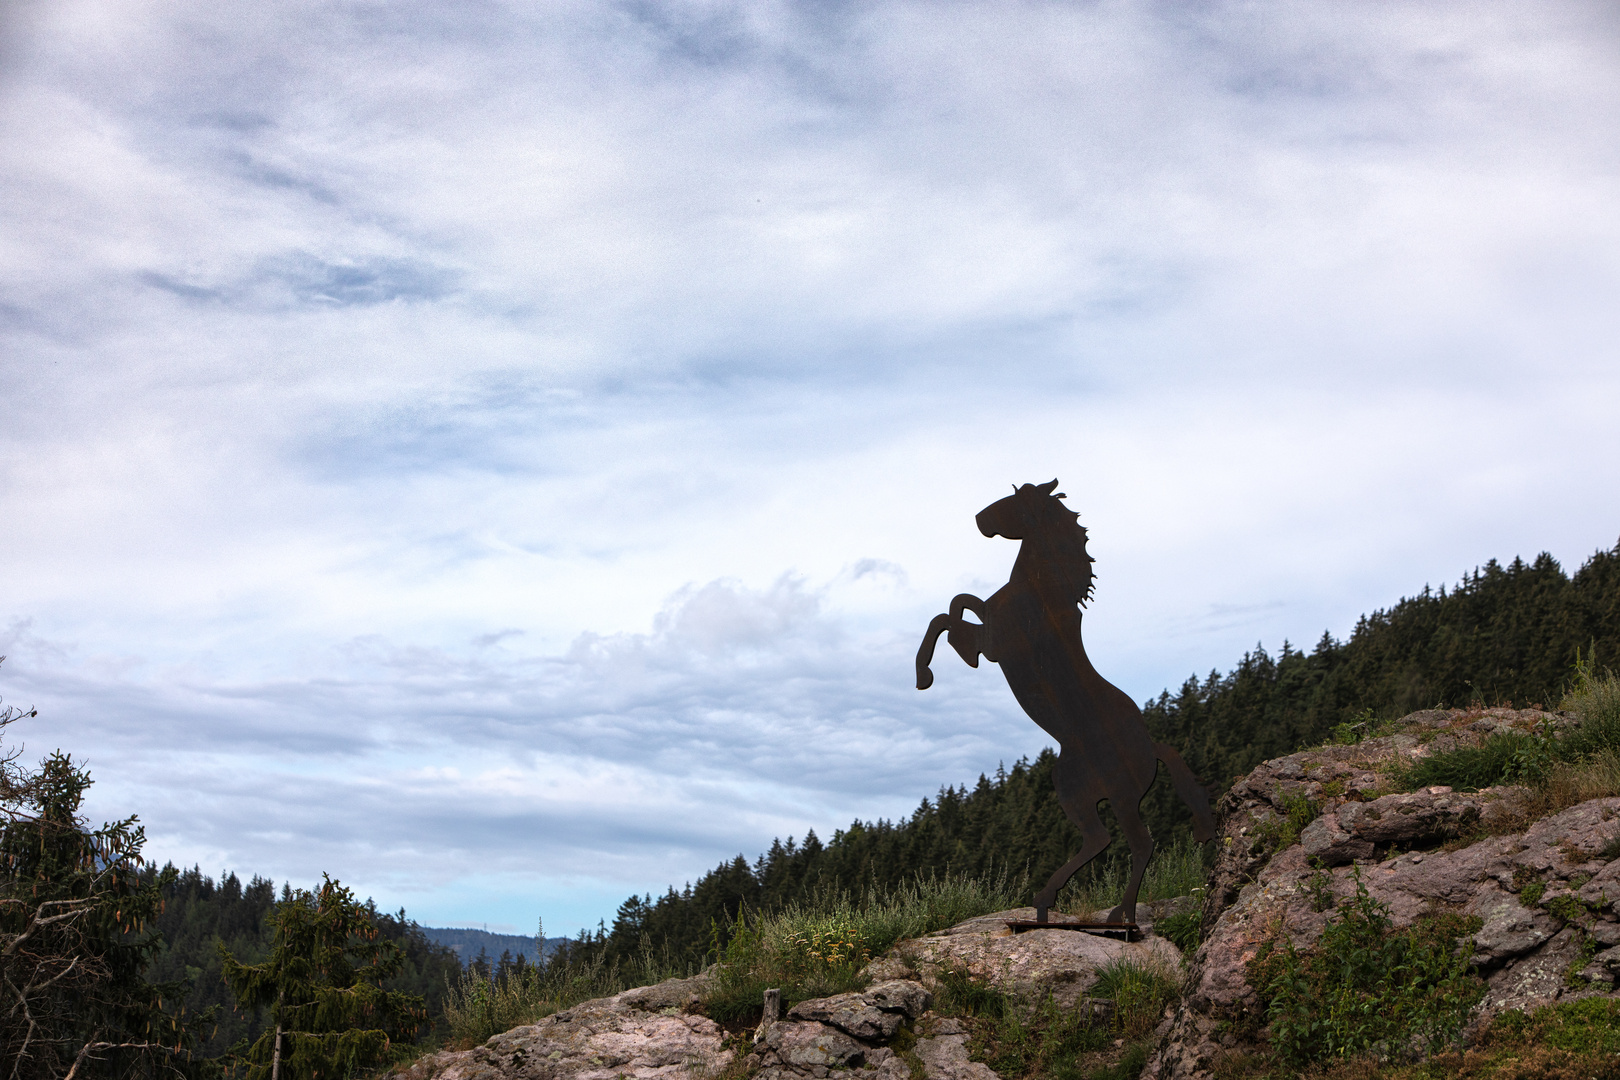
[386,974,725,1080]
[901,907,1182,1010]
[783,980,933,1042]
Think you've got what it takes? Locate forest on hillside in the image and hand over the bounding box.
[586,542,1620,968]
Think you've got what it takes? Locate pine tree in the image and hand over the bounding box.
[218,877,425,1080]
[0,689,208,1079]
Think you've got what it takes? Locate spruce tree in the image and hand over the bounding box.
[0,689,207,1078]
[218,877,425,1080]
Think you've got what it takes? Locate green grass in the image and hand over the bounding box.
[1057,834,1213,918]
[442,939,690,1047]
[1393,670,1620,806]
[931,954,1173,1080]
[703,869,1028,1024]
[1092,955,1180,1040]
[934,964,1121,1080]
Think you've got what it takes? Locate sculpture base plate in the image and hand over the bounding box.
[1005,919,1140,942]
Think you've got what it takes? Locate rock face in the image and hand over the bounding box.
[1149,706,1620,1080]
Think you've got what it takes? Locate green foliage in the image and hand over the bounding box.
[219,876,427,1079]
[1486,995,1620,1054]
[1305,869,1335,913]
[1519,880,1545,907]
[1255,794,1319,851]
[1333,709,1378,746]
[1155,909,1202,953]
[1245,870,1484,1065]
[933,958,1167,1080]
[1546,893,1597,924]
[1398,729,1545,791]
[1396,670,1620,796]
[935,970,1111,1080]
[0,697,211,1079]
[1092,955,1179,1039]
[703,871,1026,1025]
[144,867,461,1056]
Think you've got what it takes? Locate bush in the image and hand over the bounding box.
[1092,955,1179,1040]
[704,870,1027,1024]
[1155,909,1202,953]
[1246,869,1484,1065]
[1395,669,1620,801]
[933,966,1112,1080]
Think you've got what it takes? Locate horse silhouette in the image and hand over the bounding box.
[915,480,1215,925]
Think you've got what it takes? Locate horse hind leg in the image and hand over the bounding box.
[1107,798,1155,927]
[1155,742,1216,843]
[1032,794,1111,924]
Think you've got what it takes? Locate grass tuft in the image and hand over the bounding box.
[703,869,1027,1024]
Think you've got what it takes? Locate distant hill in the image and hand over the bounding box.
[421,925,569,965]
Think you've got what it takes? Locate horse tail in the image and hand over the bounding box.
[1154,742,1216,843]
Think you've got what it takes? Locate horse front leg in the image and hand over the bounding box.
[947,593,989,666]
[915,613,953,690]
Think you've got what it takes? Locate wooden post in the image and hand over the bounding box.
[753,988,782,1044]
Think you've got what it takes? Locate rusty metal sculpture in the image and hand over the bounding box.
[916,481,1215,927]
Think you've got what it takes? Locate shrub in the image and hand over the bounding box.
[703,870,1027,1024]
[1092,955,1179,1040]
[1245,869,1484,1065]
[934,968,1112,1080]
[1393,670,1620,806]
[1155,909,1202,953]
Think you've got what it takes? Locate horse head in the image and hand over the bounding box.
[976,480,1095,605]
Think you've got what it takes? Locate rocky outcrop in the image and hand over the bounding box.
[395,907,1180,1080]
[747,979,933,1080]
[1150,706,1620,1080]
[387,974,725,1080]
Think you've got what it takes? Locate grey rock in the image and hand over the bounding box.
[912,1033,998,1080]
[1468,883,1558,967]
[787,994,900,1041]
[865,979,933,1018]
[761,1020,867,1068]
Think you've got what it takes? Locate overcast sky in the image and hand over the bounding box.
[2,0,1618,935]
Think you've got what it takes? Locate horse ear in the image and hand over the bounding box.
[1036,479,1059,495]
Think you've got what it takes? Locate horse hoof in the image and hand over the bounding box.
[916,667,934,690]
[1034,907,1049,924]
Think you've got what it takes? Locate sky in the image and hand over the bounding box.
[2,0,1618,936]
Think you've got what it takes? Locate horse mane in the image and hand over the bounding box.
[1019,481,1096,607]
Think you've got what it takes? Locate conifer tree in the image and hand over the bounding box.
[218,877,425,1080]
[0,682,207,1079]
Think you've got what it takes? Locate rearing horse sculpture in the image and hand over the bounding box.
[916,480,1215,925]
